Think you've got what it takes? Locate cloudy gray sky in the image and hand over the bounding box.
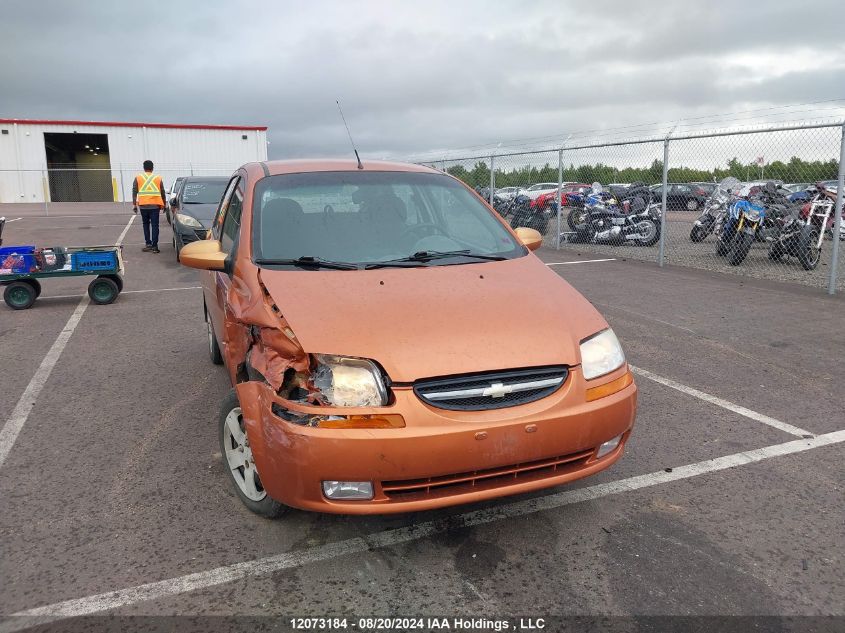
[2,0,844,160]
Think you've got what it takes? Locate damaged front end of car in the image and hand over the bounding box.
[221,269,402,501]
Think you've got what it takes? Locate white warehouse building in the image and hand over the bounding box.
[0,118,268,203]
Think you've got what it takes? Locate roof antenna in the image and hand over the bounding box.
[336,100,363,169]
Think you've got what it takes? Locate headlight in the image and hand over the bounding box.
[743,208,761,222]
[175,213,203,229]
[312,354,388,407]
[580,329,625,380]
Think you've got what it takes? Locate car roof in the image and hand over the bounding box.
[251,159,438,178]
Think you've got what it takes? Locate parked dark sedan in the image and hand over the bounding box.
[650,182,714,211]
[171,177,229,259]
[165,176,187,225]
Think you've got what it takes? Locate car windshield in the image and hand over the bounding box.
[182,180,228,205]
[252,171,525,268]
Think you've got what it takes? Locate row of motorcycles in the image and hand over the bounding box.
[689,177,840,269]
[493,182,662,246]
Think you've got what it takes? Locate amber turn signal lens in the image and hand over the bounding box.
[585,372,633,402]
[317,414,405,429]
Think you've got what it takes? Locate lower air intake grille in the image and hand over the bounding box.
[413,366,568,411]
[381,449,593,500]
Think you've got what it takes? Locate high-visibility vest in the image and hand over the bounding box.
[136,172,164,207]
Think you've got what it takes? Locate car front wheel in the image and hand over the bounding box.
[219,390,287,518]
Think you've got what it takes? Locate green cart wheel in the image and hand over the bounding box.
[4,281,37,310]
[88,277,120,305]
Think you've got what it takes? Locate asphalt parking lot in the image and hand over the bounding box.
[0,205,843,631]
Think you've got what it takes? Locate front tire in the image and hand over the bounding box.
[728,232,754,266]
[798,227,822,270]
[636,219,660,246]
[567,208,587,231]
[686,199,699,211]
[690,225,707,242]
[219,390,287,518]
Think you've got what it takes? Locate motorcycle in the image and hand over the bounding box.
[690,177,740,242]
[764,182,837,270]
[508,194,548,232]
[567,182,661,246]
[715,195,767,266]
[566,185,616,231]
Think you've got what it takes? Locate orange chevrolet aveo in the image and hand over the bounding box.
[179,159,637,518]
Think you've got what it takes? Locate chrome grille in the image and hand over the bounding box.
[413,366,568,411]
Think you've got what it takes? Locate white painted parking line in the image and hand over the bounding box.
[630,365,813,438]
[21,224,137,230]
[6,429,843,626]
[40,286,202,301]
[10,213,132,219]
[545,259,616,265]
[0,216,135,471]
[594,302,697,335]
[5,217,23,223]
[0,298,89,470]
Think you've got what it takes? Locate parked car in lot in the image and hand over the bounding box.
[494,186,520,201]
[650,182,713,211]
[178,159,637,517]
[530,183,593,211]
[170,177,229,259]
[521,182,565,200]
[165,176,187,225]
[785,182,812,193]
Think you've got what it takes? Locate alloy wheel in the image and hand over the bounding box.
[222,407,266,502]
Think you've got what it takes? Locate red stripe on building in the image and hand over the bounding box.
[0,119,267,131]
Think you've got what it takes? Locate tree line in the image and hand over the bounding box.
[441,156,840,188]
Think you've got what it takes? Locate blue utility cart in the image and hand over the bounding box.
[0,235,125,310]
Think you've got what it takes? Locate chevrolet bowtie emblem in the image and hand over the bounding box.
[483,382,511,398]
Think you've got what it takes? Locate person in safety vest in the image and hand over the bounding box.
[132,160,168,253]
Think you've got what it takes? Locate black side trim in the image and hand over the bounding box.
[260,162,270,177]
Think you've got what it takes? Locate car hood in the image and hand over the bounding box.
[178,203,218,226]
[258,255,608,383]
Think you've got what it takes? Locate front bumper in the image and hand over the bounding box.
[173,224,209,248]
[236,365,637,514]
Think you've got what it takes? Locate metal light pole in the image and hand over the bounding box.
[828,122,845,295]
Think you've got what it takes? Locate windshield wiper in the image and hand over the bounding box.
[364,250,507,269]
[255,256,358,270]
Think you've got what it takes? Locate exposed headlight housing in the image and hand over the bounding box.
[312,354,388,407]
[175,213,203,229]
[580,329,625,380]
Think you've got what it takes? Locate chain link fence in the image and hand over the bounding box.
[420,122,845,295]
